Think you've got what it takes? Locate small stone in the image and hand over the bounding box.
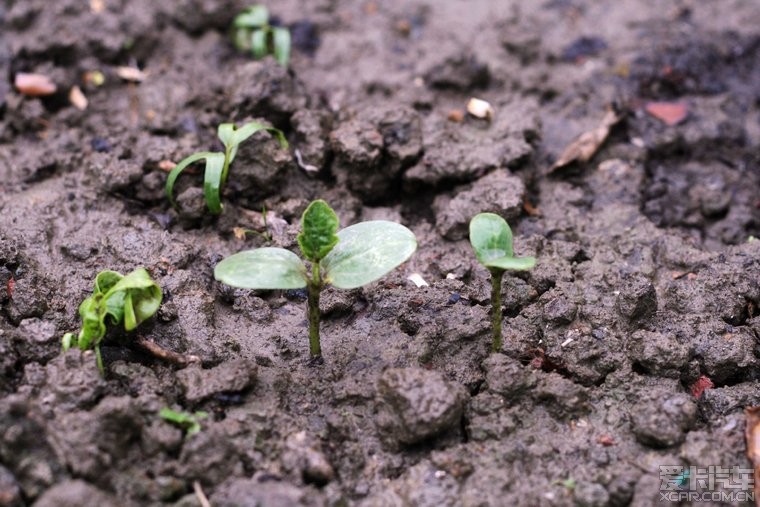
[533,373,590,419]
[376,367,467,445]
[626,330,688,378]
[177,359,257,403]
[433,170,525,240]
[573,482,610,507]
[631,393,696,447]
[32,480,119,507]
[281,431,334,486]
[616,275,657,322]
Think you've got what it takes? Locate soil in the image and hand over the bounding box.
[1,0,760,506]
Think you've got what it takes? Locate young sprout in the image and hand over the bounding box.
[62,268,162,372]
[232,5,291,66]
[159,408,209,435]
[214,200,417,358]
[469,213,536,352]
[165,121,288,215]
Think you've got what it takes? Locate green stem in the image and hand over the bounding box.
[95,344,104,374]
[489,268,505,352]
[307,263,322,357]
[220,147,233,186]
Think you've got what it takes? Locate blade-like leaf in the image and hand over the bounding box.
[469,213,513,264]
[231,121,289,152]
[202,152,226,214]
[214,247,307,289]
[165,151,217,210]
[298,200,339,262]
[321,221,417,289]
[234,5,269,28]
[482,255,536,271]
[123,291,137,331]
[217,123,236,150]
[251,29,268,59]
[272,27,291,66]
[233,28,250,51]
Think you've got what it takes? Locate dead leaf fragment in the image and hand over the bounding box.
[158,160,177,172]
[645,101,688,126]
[447,109,464,122]
[550,109,620,172]
[69,86,88,110]
[232,227,248,240]
[14,73,57,96]
[116,66,147,82]
[466,98,493,120]
[744,407,760,504]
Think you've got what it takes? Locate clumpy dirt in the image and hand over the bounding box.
[1,0,760,505]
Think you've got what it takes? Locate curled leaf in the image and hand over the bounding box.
[321,221,417,289]
[469,213,535,271]
[298,200,339,262]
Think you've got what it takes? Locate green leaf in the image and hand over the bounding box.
[165,151,217,210]
[469,213,535,271]
[297,200,339,262]
[77,296,106,350]
[272,27,291,66]
[106,268,162,331]
[95,270,123,294]
[159,408,208,435]
[481,255,536,271]
[217,121,289,164]
[321,221,417,289]
[214,247,307,289]
[62,332,75,351]
[202,152,226,214]
[233,28,250,51]
[251,29,268,59]
[234,5,269,28]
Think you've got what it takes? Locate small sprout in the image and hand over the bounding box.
[553,478,577,490]
[215,200,417,358]
[159,408,208,435]
[232,5,291,66]
[62,268,162,373]
[469,213,535,352]
[165,121,288,215]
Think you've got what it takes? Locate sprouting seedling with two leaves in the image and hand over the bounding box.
[232,5,291,66]
[165,121,288,215]
[62,268,162,372]
[469,213,536,352]
[215,200,417,358]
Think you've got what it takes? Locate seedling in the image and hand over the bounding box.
[215,200,417,358]
[159,408,209,435]
[469,213,535,352]
[62,268,162,372]
[232,5,291,66]
[165,121,288,215]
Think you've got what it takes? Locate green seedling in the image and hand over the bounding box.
[469,213,536,352]
[62,268,162,372]
[232,5,291,66]
[159,408,209,435]
[215,199,417,358]
[165,121,288,215]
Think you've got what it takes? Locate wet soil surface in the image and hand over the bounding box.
[1,0,760,505]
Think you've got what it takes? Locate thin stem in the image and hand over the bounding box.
[220,147,233,186]
[489,268,505,352]
[307,262,322,357]
[95,345,104,374]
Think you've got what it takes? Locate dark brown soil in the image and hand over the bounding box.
[1,1,760,506]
